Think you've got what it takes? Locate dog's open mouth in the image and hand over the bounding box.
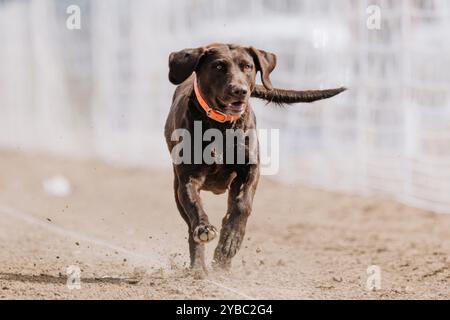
[217,98,246,115]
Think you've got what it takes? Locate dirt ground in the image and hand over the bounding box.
[1,150,450,300]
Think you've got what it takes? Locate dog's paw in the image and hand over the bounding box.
[213,226,244,267]
[212,257,232,272]
[193,224,218,243]
[190,267,208,280]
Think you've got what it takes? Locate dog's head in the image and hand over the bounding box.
[168,43,276,117]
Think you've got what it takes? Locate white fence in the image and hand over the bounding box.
[0,0,450,213]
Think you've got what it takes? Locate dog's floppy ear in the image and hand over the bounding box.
[249,47,277,90]
[168,47,206,85]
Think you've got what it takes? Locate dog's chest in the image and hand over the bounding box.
[202,166,238,195]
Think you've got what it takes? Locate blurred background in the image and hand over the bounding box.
[0,0,449,213]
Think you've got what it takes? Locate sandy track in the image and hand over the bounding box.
[1,150,450,299]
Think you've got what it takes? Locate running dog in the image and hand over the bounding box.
[165,43,345,276]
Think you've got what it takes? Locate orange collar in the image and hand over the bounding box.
[193,75,241,123]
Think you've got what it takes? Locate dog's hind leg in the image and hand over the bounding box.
[175,174,217,276]
[213,165,259,270]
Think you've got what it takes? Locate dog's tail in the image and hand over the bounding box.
[251,85,347,105]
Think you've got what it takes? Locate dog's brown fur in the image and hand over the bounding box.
[165,43,345,276]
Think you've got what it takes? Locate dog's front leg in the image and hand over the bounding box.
[213,165,259,270]
[177,175,218,275]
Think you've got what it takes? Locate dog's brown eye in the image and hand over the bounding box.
[215,63,225,71]
[243,64,252,71]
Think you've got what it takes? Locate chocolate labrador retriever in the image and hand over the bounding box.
[165,43,345,276]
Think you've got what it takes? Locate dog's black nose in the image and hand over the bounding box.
[229,84,248,98]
